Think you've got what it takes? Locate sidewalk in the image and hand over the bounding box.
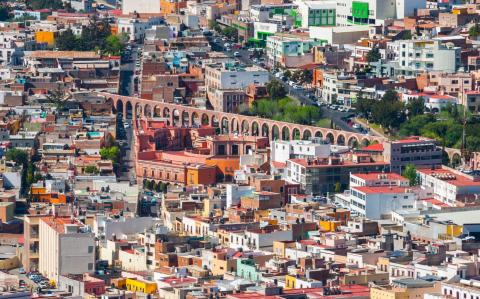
[354,118,388,139]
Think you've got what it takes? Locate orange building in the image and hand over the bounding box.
[160,0,187,15]
[35,31,55,46]
[30,186,68,204]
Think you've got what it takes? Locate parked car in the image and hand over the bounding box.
[233,51,241,57]
[352,123,361,129]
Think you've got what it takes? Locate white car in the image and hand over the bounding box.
[234,51,241,57]
[224,43,230,48]
[288,81,295,86]
[124,123,130,129]
[352,123,361,129]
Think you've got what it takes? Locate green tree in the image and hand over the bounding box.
[6,149,28,166]
[334,182,341,193]
[46,85,67,111]
[100,146,121,163]
[399,114,436,136]
[155,182,162,193]
[366,47,381,63]
[208,19,221,32]
[222,27,238,41]
[406,96,425,118]
[0,6,11,21]
[26,0,65,10]
[354,95,375,118]
[371,90,405,129]
[402,163,418,186]
[145,180,153,190]
[85,165,99,174]
[266,79,287,100]
[56,28,78,51]
[470,23,480,38]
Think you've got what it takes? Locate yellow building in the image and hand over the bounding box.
[273,241,296,258]
[285,275,297,289]
[125,278,157,294]
[319,220,341,232]
[371,287,408,299]
[35,31,55,46]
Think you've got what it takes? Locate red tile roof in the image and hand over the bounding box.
[361,143,383,151]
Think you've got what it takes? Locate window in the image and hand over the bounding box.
[88,246,94,253]
[88,263,93,270]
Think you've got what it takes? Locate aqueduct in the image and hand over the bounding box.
[98,92,385,146]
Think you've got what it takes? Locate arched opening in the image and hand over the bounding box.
[107,98,115,113]
[191,112,200,127]
[221,117,229,134]
[201,114,209,126]
[361,138,370,147]
[135,103,142,118]
[251,122,259,136]
[451,153,461,168]
[125,101,133,119]
[241,120,249,135]
[172,109,180,127]
[261,123,269,138]
[272,125,280,140]
[182,111,190,127]
[302,129,312,140]
[144,104,152,118]
[348,136,359,148]
[337,134,346,146]
[281,126,290,141]
[326,132,334,144]
[153,106,161,117]
[231,118,239,134]
[314,131,323,138]
[116,100,124,115]
[292,128,301,140]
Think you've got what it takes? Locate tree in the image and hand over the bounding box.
[26,0,65,10]
[469,23,480,39]
[145,180,153,190]
[104,34,128,56]
[366,47,381,63]
[46,85,67,111]
[334,182,341,193]
[56,28,78,51]
[0,6,11,21]
[6,149,28,166]
[266,79,287,100]
[406,96,425,118]
[354,95,375,118]
[399,114,436,136]
[402,163,418,186]
[100,146,121,164]
[85,166,99,174]
[371,90,405,129]
[222,27,238,41]
[208,19,221,33]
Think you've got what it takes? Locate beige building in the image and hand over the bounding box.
[39,216,95,282]
[23,214,45,272]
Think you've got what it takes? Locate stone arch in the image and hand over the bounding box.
[221,117,229,134]
[211,115,219,127]
[182,111,190,127]
[231,118,239,134]
[314,131,323,138]
[116,100,124,115]
[292,128,301,140]
[201,113,209,126]
[348,136,359,148]
[251,121,259,136]
[153,105,161,117]
[361,138,370,147]
[125,101,133,119]
[106,97,116,113]
[241,120,249,135]
[302,129,312,140]
[163,107,170,118]
[261,123,269,138]
[326,132,334,144]
[337,134,346,146]
[191,112,200,127]
[451,153,462,168]
[272,125,280,140]
[135,102,142,118]
[281,126,290,141]
[172,109,180,127]
[144,104,152,118]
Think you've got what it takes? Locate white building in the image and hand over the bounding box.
[122,0,161,14]
[390,39,461,76]
[349,172,410,187]
[39,217,95,282]
[117,16,164,42]
[309,26,369,45]
[229,229,293,251]
[205,63,269,93]
[270,139,331,164]
[336,0,426,26]
[417,167,480,206]
[347,186,418,219]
